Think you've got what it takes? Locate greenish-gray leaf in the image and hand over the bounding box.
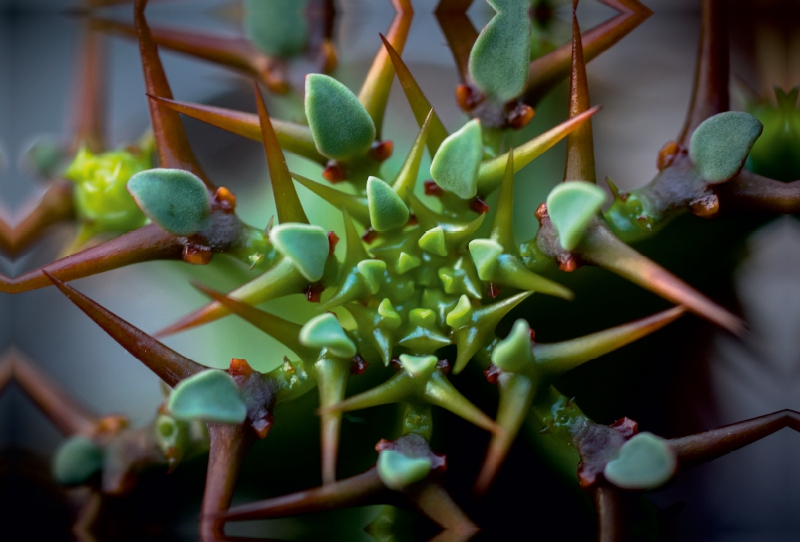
[127,168,211,236]
[269,223,330,282]
[492,319,534,373]
[377,449,432,490]
[305,74,376,161]
[168,370,248,424]
[468,239,504,281]
[546,181,607,251]
[367,176,409,231]
[399,354,439,379]
[299,313,357,359]
[689,111,763,183]
[430,119,483,199]
[245,0,308,58]
[52,435,104,485]
[468,1,531,102]
[603,432,677,490]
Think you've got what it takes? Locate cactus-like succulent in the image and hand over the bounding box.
[6,0,800,540]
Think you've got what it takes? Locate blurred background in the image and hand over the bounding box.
[2,0,800,540]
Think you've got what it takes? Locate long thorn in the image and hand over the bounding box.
[594,483,627,542]
[255,84,308,225]
[71,21,106,152]
[11,353,99,436]
[9,180,75,256]
[564,2,596,184]
[133,0,213,188]
[406,482,479,535]
[45,272,204,387]
[434,7,477,85]
[677,0,729,146]
[7,223,183,294]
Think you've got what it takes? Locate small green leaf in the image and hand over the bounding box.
[418,227,447,256]
[367,176,410,231]
[546,181,607,251]
[445,294,473,329]
[468,1,531,102]
[305,74,376,160]
[127,168,211,236]
[168,370,247,424]
[269,223,329,282]
[430,119,482,199]
[377,449,432,490]
[408,308,436,327]
[396,252,421,274]
[299,313,357,359]
[689,111,763,183]
[492,319,534,373]
[377,298,402,330]
[399,354,438,379]
[356,259,387,295]
[604,432,676,490]
[468,239,504,281]
[52,435,104,485]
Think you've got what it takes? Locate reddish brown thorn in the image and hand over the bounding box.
[213,187,237,212]
[484,364,502,385]
[424,180,443,196]
[306,283,324,302]
[11,353,100,436]
[507,103,535,130]
[593,483,627,542]
[43,271,205,387]
[351,355,369,375]
[689,194,720,218]
[11,180,76,256]
[486,283,501,299]
[469,197,489,215]
[716,171,800,214]
[8,223,183,293]
[182,242,213,265]
[323,162,346,183]
[327,231,340,255]
[455,84,483,112]
[369,140,394,162]
[361,228,378,244]
[71,22,106,152]
[436,6,479,84]
[678,0,729,146]
[133,0,213,188]
[656,141,684,171]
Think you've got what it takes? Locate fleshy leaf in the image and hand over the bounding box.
[367,176,409,231]
[604,432,677,490]
[168,370,247,424]
[305,74,376,160]
[52,435,104,485]
[468,1,531,102]
[418,227,447,256]
[377,298,402,329]
[399,354,438,379]
[689,111,763,183]
[357,259,387,295]
[377,450,432,490]
[299,313,357,359]
[468,239,504,281]
[397,252,421,274]
[430,119,482,199]
[127,168,211,236]
[492,319,534,373]
[269,223,329,282]
[445,294,473,329]
[546,181,607,251]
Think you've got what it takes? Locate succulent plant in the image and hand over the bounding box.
[5,0,800,540]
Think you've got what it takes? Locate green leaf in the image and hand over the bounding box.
[689,111,763,183]
[305,74,376,161]
[52,435,104,485]
[492,319,534,373]
[468,1,531,102]
[546,181,607,251]
[269,223,330,282]
[445,294,473,329]
[168,370,248,424]
[299,313,357,359]
[367,176,410,231]
[244,0,308,58]
[468,239,504,281]
[399,354,438,379]
[603,432,676,490]
[357,259,387,295]
[127,168,211,236]
[377,449,432,490]
[430,119,483,199]
[418,227,447,256]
